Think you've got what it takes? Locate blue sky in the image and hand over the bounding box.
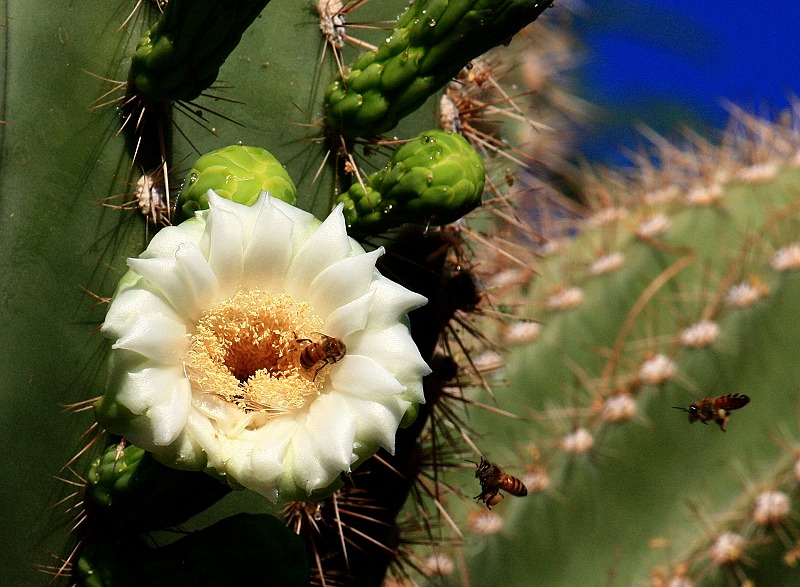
[572,0,800,163]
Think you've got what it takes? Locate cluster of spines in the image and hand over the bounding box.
[649,441,800,586]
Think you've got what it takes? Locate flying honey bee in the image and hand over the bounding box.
[295,332,347,381]
[673,393,750,432]
[473,457,527,509]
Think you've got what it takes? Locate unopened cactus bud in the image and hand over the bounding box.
[177,145,297,221]
[337,130,485,233]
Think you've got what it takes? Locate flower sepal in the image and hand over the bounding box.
[399,402,420,429]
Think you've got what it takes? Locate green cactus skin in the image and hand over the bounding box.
[128,0,272,102]
[337,129,485,232]
[324,0,554,138]
[76,513,309,586]
[176,145,298,221]
[85,443,231,533]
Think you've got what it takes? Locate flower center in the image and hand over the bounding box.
[185,289,324,414]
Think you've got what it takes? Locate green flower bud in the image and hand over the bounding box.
[177,145,297,221]
[337,130,485,234]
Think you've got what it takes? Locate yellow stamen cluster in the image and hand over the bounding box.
[185,289,323,414]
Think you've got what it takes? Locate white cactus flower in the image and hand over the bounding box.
[96,192,430,502]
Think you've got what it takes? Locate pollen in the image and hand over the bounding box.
[318,0,346,50]
[185,289,324,414]
[737,161,780,183]
[439,93,462,134]
[468,509,504,535]
[546,286,584,311]
[685,184,723,206]
[644,185,680,205]
[136,173,169,225]
[585,207,628,228]
[636,213,671,238]
[725,277,768,308]
[421,553,455,577]
[503,320,541,344]
[560,428,594,454]
[601,393,637,422]
[471,349,504,372]
[522,466,550,493]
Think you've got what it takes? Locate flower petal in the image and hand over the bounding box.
[128,243,221,320]
[324,290,375,339]
[146,376,192,446]
[102,282,184,338]
[203,198,244,297]
[182,407,226,469]
[344,394,410,454]
[366,275,428,329]
[306,248,383,318]
[290,425,329,495]
[330,354,406,399]
[242,195,295,290]
[140,217,205,260]
[111,312,188,362]
[205,190,260,225]
[346,324,430,403]
[283,204,351,299]
[307,393,357,473]
[267,193,318,226]
[251,417,298,483]
[112,364,185,415]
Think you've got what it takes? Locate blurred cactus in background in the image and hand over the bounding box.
[3,1,800,587]
[441,107,800,587]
